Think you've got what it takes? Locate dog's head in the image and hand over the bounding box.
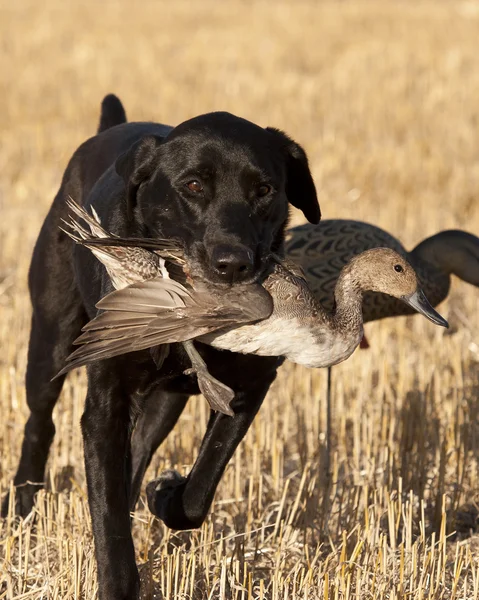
[116,112,320,285]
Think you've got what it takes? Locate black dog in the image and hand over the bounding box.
[3,95,320,600]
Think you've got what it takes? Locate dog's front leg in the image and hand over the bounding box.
[81,363,139,600]
[145,357,280,531]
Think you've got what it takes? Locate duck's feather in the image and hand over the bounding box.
[94,278,272,322]
[81,311,156,331]
[96,278,193,312]
[60,276,273,373]
[59,320,216,374]
[70,303,254,357]
[57,340,145,375]
[75,324,151,343]
[64,197,111,239]
[79,235,185,257]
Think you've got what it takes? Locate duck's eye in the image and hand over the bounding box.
[257,184,272,197]
[186,180,203,193]
[394,264,404,273]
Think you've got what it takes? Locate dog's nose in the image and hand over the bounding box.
[211,244,255,283]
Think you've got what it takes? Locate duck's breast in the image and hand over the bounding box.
[284,324,363,368]
[205,318,363,369]
[205,318,297,356]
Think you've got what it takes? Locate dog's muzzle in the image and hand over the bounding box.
[210,243,255,284]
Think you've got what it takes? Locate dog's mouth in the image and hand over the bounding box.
[186,262,267,288]
[186,243,273,288]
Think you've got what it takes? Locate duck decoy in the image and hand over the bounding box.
[59,202,448,417]
[286,219,479,322]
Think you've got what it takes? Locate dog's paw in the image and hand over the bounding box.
[146,470,186,521]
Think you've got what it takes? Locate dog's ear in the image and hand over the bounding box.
[115,135,164,220]
[266,127,320,224]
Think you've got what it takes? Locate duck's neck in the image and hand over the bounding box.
[329,267,365,335]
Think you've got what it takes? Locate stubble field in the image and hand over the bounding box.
[2,1,479,598]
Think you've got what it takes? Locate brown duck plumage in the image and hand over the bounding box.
[286,219,479,322]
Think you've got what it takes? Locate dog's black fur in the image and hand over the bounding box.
[2,95,320,600]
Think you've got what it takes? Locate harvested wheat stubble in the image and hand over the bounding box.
[2,1,479,598]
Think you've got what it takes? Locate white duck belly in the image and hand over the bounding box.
[202,318,364,369]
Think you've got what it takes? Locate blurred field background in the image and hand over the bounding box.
[2,0,479,598]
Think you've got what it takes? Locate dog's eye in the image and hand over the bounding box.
[186,180,203,193]
[257,184,272,197]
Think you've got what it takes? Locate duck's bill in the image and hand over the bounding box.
[401,288,449,328]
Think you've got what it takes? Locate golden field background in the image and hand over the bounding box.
[2,1,479,598]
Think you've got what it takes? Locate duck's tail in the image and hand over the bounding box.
[60,196,110,241]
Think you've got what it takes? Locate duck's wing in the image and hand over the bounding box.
[57,277,272,374]
[277,257,309,282]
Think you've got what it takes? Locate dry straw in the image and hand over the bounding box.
[2,1,479,598]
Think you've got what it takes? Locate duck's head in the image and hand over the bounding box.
[348,248,449,328]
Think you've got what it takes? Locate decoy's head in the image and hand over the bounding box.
[412,230,479,287]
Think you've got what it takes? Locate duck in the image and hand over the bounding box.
[59,201,448,417]
[286,219,479,323]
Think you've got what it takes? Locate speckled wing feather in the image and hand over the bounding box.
[77,237,188,286]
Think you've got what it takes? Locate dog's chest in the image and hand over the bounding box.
[127,343,278,400]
